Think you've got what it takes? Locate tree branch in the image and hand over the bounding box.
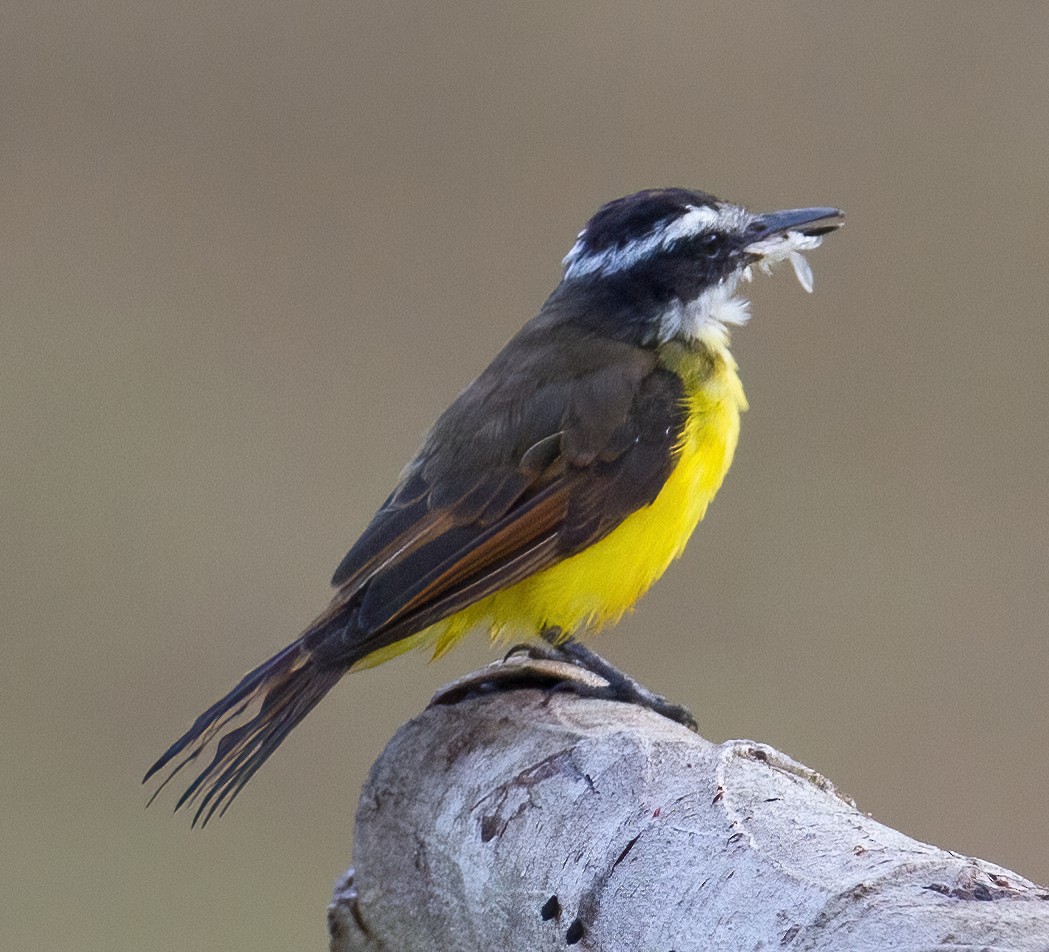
[329,657,1049,951]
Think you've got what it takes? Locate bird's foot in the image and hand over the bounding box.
[535,628,698,731]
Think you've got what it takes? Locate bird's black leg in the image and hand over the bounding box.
[535,628,698,731]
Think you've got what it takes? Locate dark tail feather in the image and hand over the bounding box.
[144,639,345,826]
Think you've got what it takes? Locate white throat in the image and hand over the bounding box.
[656,279,750,349]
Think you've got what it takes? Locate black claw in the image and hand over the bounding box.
[534,630,698,731]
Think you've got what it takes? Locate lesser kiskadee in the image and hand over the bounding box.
[146,188,843,823]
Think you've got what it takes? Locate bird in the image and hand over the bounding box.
[145,187,843,824]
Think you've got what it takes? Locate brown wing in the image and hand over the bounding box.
[144,327,688,824]
[317,324,687,662]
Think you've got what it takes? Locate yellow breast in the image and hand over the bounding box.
[353,343,747,669]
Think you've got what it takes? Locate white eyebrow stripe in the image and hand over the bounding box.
[562,203,741,280]
[562,229,668,280]
[659,203,721,240]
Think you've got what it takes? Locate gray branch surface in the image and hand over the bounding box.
[329,657,1049,951]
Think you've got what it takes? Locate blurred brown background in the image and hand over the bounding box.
[3,3,1048,949]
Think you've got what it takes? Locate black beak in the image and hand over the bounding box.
[753,207,845,239]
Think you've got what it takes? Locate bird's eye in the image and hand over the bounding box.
[698,233,721,258]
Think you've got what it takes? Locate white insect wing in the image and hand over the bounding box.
[789,251,815,293]
[744,230,823,293]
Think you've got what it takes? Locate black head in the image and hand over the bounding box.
[553,188,843,345]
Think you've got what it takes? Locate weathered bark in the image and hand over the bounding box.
[329,657,1049,951]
